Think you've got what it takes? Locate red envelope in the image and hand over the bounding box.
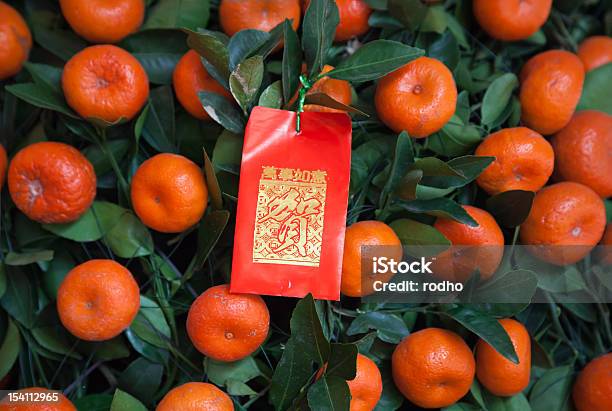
[230,107,352,300]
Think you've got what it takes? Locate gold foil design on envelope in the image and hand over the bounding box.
[253,166,327,266]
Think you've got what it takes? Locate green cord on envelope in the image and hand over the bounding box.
[296,74,314,133]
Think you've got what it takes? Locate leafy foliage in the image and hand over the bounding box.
[0,0,611,410]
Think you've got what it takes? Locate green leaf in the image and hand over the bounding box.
[446,13,469,49]
[255,22,285,58]
[421,155,494,189]
[529,366,573,411]
[290,294,330,364]
[110,389,148,411]
[395,169,423,201]
[4,250,54,266]
[471,270,538,305]
[380,131,414,207]
[212,130,243,173]
[28,10,86,61]
[130,296,170,349]
[594,266,612,291]
[365,0,388,10]
[577,63,612,114]
[87,116,126,129]
[78,337,131,362]
[183,210,230,282]
[175,112,221,161]
[269,294,332,409]
[388,0,428,30]
[143,85,176,153]
[302,0,340,76]
[0,318,21,380]
[84,139,131,176]
[185,29,231,82]
[394,198,478,226]
[258,80,284,109]
[199,91,245,134]
[31,326,82,360]
[282,19,303,104]
[31,305,81,359]
[525,30,546,45]
[307,376,351,411]
[203,149,223,210]
[24,62,62,92]
[473,303,526,326]
[389,219,450,257]
[327,40,424,83]
[228,29,270,70]
[0,264,6,300]
[224,380,257,396]
[442,305,518,363]
[448,155,495,182]
[486,190,535,228]
[469,380,487,410]
[121,30,189,54]
[421,5,448,33]
[428,116,483,157]
[561,266,587,292]
[0,270,35,328]
[144,0,210,31]
[73,394,113,411]
[481,73,519,126]
[508,97,522,127]
[304,93,368,115]
[43,201,120,242]
[13,214,53,248]
[486,94,517,129]
[62,117,99,143]
[104,212,154,258]
[326,343,358,380]
[443,404,481,411]
[269,339,313,411]
[229,56,264,113]
[125,329,169,364]
[513,248,568,293]
[350,134,395,192]
[347,311,410,344]
[368,11,403,29]
[354,333,377,354]
[145,255,181,295]
[412,157,465,178]
[483,391,532,411]
[561,303,597,323]
[455,91,471,123]
[5,83,78,118]
[117,359,163,406]
[376,364,405,410]
[133,53,182,85]
[427,31,460,70]
[413,185,455,200]
[205,356,262,395]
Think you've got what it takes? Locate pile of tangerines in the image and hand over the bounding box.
[0,0,611,410]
